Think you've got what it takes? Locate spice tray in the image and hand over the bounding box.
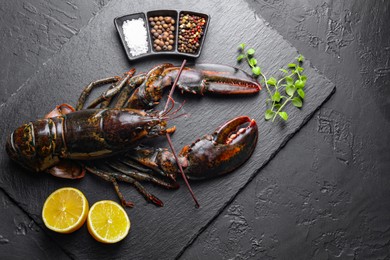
[114,10,210,61]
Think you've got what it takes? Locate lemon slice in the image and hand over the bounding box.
[87,200,130,243]
[42,187,89,234]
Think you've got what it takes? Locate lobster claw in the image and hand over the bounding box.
[180,116,258,180]
[127,64,261,109]
[178,64,261,95]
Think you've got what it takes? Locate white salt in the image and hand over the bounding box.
[122,18,148,56]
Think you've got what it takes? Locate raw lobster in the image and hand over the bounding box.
[6,63,260,207]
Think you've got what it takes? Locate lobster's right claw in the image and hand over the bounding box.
[190,64,261,95]
[180,116,258,180]
[163,64,261,95]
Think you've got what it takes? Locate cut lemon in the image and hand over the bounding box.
[87,200,130,243]
[42,187,89,234]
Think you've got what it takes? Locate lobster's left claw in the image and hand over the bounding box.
[180,116,258,180]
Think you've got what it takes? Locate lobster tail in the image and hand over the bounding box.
[6,118,62,172]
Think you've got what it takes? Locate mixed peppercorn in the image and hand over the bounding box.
[178,13,206,54]
[149,16,176,52]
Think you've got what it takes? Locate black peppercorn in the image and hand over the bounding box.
[149,15,176,52]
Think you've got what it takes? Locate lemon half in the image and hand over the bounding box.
[87,200,130,243]
[42,187,89,234]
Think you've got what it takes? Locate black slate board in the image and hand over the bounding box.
[0,0,335,259]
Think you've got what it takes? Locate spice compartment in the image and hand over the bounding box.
[177,11,209,57]
[114,12,151,60]
[146,10,178,53]
[114,10,210,61]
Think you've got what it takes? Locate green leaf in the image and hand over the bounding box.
[285,76,293,85]
[265,109,275,120]
[252,66,261,76]
[292,97,303,108]
[297,54,304,62]
[286,84,296,96]
[301,75,307,81]
[288,63,296,68]
[247,48,255,56]
[297,88,305,99]
[273,103,281,110]
[237,54,245,61]
[297,66,304,73]
[295,80,305,88]
[279,68,288,74]
[279,111,288,121]
[239,43,246,50]
[272,91,281,102]
[267,77,277,86]
[249,58,257,66]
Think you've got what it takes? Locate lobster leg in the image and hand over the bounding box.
[99,84,116,109]
[76,76,120,110]
[114,172,164,207]
[86,165,135,207]
[86,164,164,207]
[125,146,179,181]
[118,157,154,174]
[115,73,146,109]
[107,160,179,189]
[86,69,136,109]
[98,73,146,109]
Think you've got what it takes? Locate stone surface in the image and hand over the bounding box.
[0,0,334,259]
[3,0,388,259]
[0,189,68,259]
[0,0,111,106]
[182,0,390,259]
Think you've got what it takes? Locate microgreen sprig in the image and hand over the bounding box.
[237,44,307,122]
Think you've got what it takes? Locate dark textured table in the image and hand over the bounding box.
[0,0,389,259]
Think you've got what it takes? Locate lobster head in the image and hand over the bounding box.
[180,116,258,180]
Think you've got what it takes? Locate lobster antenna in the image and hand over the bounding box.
[163,60,185,112]
[164,100,187,120]
[163,60,200,208]
[165,134,199,208]
[161,95,176,117]
[161,99,187,120]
